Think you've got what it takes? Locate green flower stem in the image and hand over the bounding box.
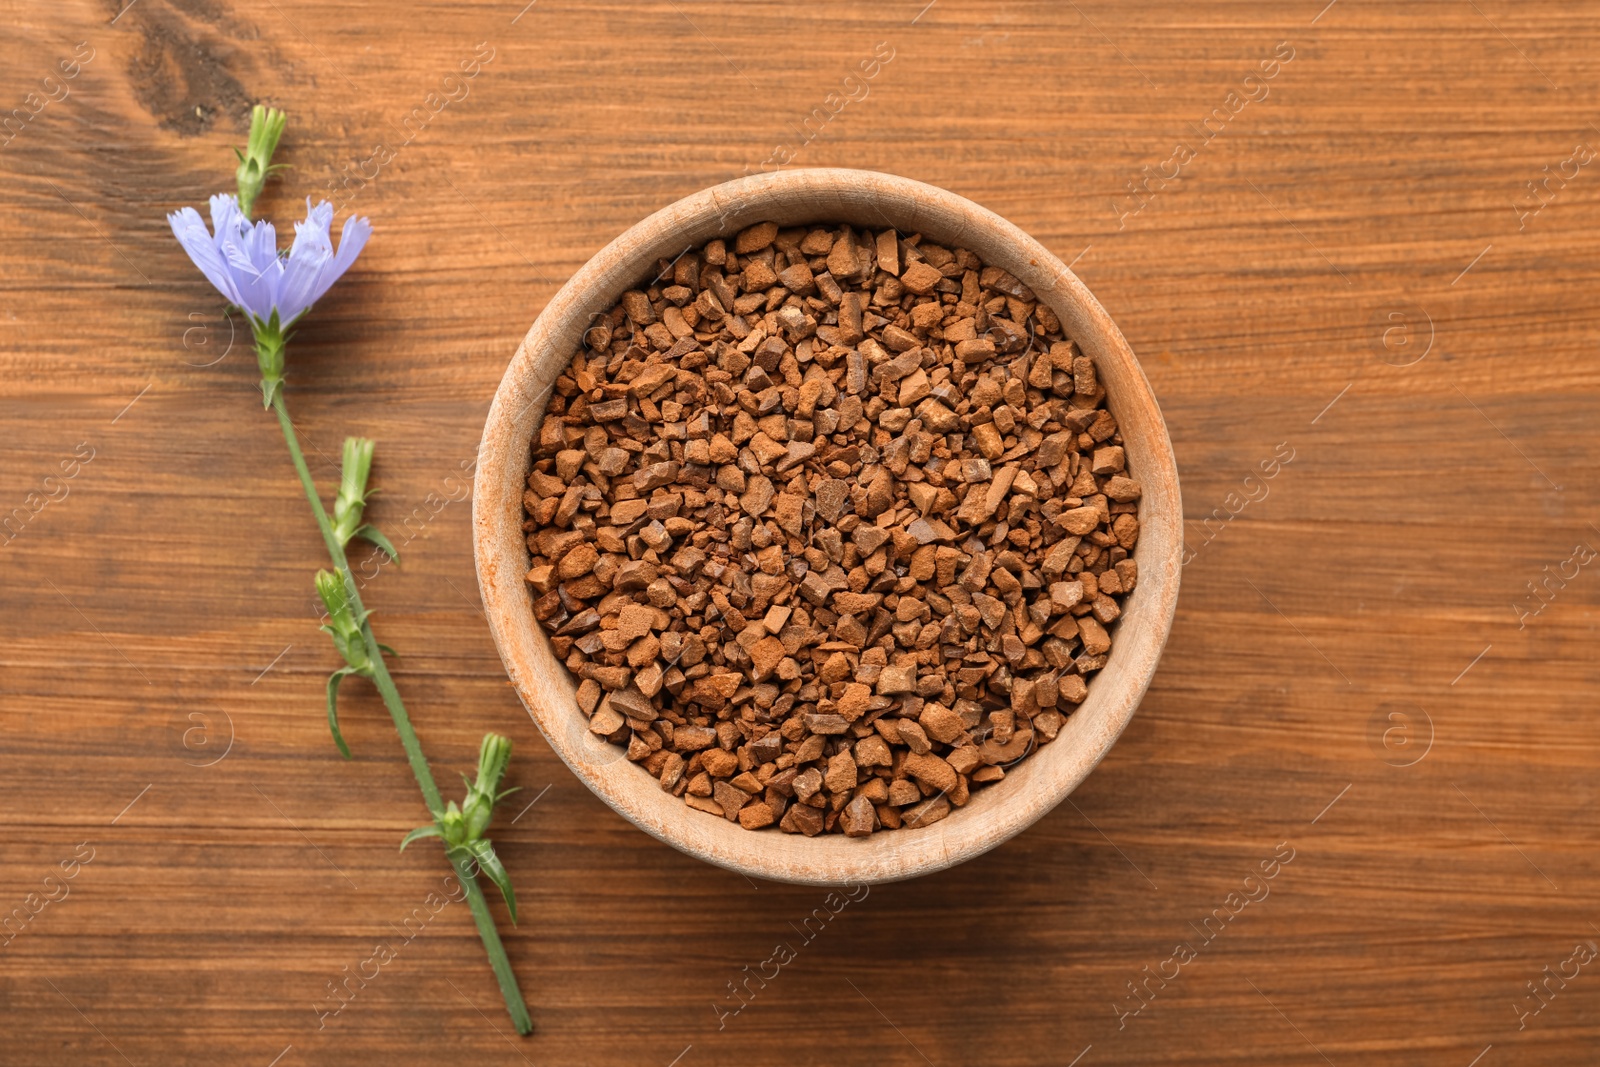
[268,390,532,1036]
[456,847,531,1026]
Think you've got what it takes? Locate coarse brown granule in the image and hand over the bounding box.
[521,221,1141,835]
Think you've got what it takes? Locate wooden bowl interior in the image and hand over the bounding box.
[473,168,1181,884]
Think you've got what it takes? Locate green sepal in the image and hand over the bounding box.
[325,666,357,758]
[251,312,287,410]
[233,147,292,179]
[259,377,283,409]
[318,622,367,675]
[400,823,442,851]
[355,522,399,562]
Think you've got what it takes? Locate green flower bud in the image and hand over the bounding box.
[464,734,513,838]
[333,437,375,544]
[235,105,288,220]
[399,734,520,923]
[315,568,371,675]
[329,437,399,562]
[476,734,513,798]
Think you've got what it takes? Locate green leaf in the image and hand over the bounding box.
[377,643,399,659]
[325,667,357,759]
[400,823,443,851]
[465,838,518,924]
[355,522,399,562]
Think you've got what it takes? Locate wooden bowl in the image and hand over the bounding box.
[473,168,1181,885]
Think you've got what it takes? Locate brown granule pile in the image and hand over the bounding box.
[522,220,1140,836]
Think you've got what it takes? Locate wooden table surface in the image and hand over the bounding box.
[4,1,1599,1063]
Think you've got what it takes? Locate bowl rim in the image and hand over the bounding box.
[473,167,1182,885]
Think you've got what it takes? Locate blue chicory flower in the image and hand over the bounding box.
[169,193,371,330]
[169,193,370,405]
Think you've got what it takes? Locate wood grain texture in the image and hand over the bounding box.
[2,0,1598,1064]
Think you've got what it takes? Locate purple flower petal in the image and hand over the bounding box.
[167,193,371,330]
[321,212,372,299]
[208,193,248,244]
[289,198,335,261]
[277,246,331,326]
[219,235,277,323]
[168,206,242,306]
[241,211,280,274]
